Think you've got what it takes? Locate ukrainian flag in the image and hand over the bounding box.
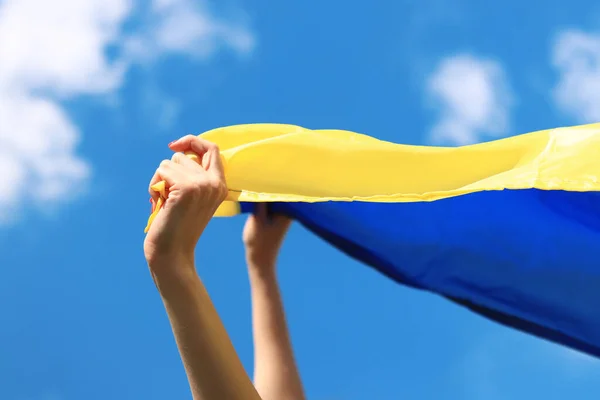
[148,123,600,358]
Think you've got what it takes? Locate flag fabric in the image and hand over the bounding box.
[147,123,600,357]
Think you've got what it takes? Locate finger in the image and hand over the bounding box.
[172,151,204,171]
[155,159,184,187]
[202,141,226,180]
[169,134,210,154]
[169,136,225,180]
[148,169,162,200]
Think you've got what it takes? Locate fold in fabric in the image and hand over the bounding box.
[146,123,600,357]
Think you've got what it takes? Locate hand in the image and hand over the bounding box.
[144,135,227,273]
[243,204,292,274]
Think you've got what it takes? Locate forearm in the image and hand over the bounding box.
[152,261,261,400]
[248,266,305,400]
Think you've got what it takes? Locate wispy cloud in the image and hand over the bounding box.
[459,330,600,400]
[425,54,513,146]
[552,29,600,123]
[0,0,254,223]
[125,0,255,61]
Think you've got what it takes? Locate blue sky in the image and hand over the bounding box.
[2,0,600,399]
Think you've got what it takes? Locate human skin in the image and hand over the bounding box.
[143,135,261,400]
[243,204,306,400]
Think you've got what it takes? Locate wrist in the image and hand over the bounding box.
[248,267,280,294]
[148,250,194,270]
[147,252,198,292]
[247,259,277,281]
[245,250,277,268]
[153,267,200,300]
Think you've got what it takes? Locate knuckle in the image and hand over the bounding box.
[176,182,199,199]
[207,142,219,153]
[177,175,226,201]
[179,183,196,195]
[209,177,227,198]
[194,137,217,149]
[180,134,196,146]
[207,178,220,190]
[159,159,171,169]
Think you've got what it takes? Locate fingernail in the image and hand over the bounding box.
[168,140,177,146]
[150,198,156,212]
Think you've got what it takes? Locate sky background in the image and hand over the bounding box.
[1,0,600,399]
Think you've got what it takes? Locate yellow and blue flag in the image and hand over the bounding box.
[148,122,600,358]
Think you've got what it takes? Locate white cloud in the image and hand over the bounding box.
[0,0,254,223]
[552,30,600,123]
[0,0,130,96]
[125,0,255,61]
[426,54,513,146]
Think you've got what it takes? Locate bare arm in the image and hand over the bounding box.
[244,205,306,400]
[144,135,262,400]
[153,263,262,400]
[248,265,305,400]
